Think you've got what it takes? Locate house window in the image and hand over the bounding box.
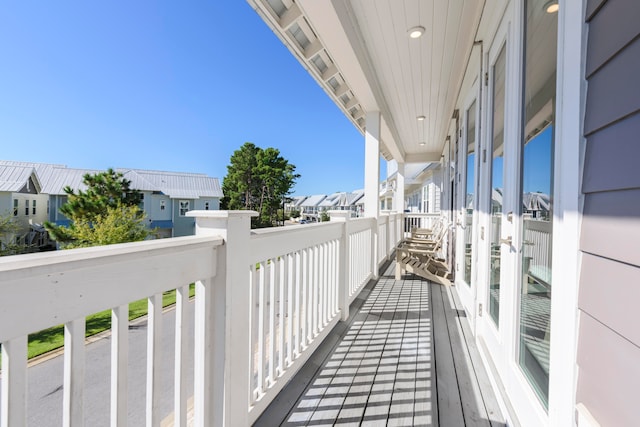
[13,199,18,216]
[25,200,29,216]
[160,200,166,211]
[179,201,189,216]
[32,200,36,215]
[204,201,210,210]
[47,200,50,215]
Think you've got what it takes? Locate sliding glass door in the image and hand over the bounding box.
[488,44,507,327]
[517,0,557,408]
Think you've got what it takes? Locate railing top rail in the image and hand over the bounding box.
[0,235,223,274]
[0,235,222,342]
[404,212,440,217]
[249,222,342,264]
[349,217,376,233]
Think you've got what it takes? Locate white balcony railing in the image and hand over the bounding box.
[0,210,404,427]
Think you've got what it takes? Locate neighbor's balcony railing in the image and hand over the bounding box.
[0,210,404,426]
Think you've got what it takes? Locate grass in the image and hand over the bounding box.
[25,284,196,360]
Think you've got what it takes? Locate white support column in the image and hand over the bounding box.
[188,210,257,427]
[330,210,351,321]
[365,112,381,279]
[364,111,381,219]
[395,162,405,214]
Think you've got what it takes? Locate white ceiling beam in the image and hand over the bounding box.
[279,3,302,30]
[321,64,339,81]
[404,152,442,163]
[335,83,349,98]
[304,38,324,59]
[344,97,358,110]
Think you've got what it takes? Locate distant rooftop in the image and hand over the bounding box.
[0,160,223,199]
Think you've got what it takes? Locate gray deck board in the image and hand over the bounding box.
[445,286,505,427]
[254,263,505,426]
[431,282,465,427]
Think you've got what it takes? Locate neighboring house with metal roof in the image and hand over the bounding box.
[0,163,51,250]
[299,194,326,222]
[318,190,365,217]
[117,168,223,237]
[284,195,307,213]
[0,161,223,238]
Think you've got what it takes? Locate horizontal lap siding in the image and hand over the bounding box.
[578,1,640,425]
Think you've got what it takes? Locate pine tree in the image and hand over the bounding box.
[222,143,299,227]
[45,169,149,247]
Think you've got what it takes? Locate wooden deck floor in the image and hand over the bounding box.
[254,263,505,427]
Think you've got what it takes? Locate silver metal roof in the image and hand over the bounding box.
[299,194,326,207]
[0,161,223,199]
[119,169,223,199]
[0,165,38,192]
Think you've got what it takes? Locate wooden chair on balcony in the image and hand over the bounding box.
[405,220,449,250]
[395,221,452,286]
[410,216,446,240]
[395,244,452,286]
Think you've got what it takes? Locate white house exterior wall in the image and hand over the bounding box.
[11,193,49,228]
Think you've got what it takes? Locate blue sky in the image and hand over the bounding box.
[0,1,375,196]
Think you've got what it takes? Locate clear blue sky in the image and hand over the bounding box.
[0,1,378,196]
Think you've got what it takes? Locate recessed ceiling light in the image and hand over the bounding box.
[419,142,426,146]
[408,26,425,39]
[544,1,559,13]
[417,115,426,121]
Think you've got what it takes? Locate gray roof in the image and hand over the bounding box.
[118,169,223,199]
[0,160,222,199]
[300,194,326,207]
[290,196,308,207]
[42,167,102,194]
[318,192,342,208]
[346,190,365,206]
[0,164,38,192]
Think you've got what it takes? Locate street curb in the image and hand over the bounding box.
[26,303,179,368]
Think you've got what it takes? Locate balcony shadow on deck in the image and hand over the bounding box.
[254,262,506,426]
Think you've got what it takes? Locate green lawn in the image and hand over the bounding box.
[26,284,196,360]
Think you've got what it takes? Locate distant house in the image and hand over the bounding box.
[284,195,307,215]
[0,163,51,250]
[0,161,223,238]
[118,168,223,237]
[299,194,326,222]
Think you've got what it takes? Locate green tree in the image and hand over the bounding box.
[222,143,300,227]
[60,203,150,249]
[0,213,27,256]
[45,169,149,248]
[320,211,330,222]
[221,142,261,211]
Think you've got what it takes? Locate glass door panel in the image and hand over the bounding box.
[464,101,477,286]
[488,44,507,327]
[518,0,557,408]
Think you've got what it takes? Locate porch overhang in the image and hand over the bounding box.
[247,0,485,164]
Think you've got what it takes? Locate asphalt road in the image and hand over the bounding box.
[1,300,195,426]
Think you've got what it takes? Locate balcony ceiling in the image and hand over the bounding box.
[249,0,485,163]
